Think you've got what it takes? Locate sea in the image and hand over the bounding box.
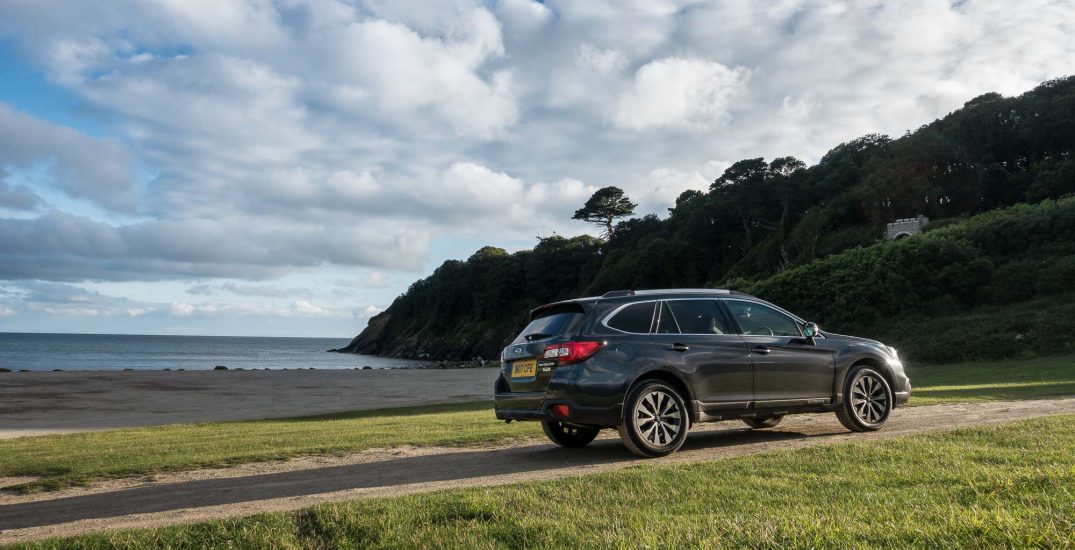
[0,332,431,372]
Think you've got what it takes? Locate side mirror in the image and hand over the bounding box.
[803,322,820,339]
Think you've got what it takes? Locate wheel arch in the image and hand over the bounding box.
[835,355,896,405]
[627,368,696,425]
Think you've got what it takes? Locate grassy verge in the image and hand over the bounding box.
[2,353,1072,494]
[907,354,1075,406]
[11,414,1075,549]
[0,402,541,493]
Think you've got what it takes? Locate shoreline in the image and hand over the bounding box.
[0,368,500,439]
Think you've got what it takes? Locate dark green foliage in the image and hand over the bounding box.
[745,198,1075,362]
[344,77,1075,362]
[340,235,603,359]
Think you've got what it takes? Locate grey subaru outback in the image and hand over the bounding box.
[494,289,911,457]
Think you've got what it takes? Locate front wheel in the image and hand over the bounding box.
[617,381,689,457]
[541,420,599,448]
[836,366,893,432]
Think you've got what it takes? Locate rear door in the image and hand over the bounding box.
[501,304,587,393]
[721,298,835,405]
[654,299,753,408]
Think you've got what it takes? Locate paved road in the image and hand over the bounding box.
[0,368,499,438]
[2,397,1073,542]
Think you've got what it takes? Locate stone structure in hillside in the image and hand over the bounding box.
[885,215,930,240]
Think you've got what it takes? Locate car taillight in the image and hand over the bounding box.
[542,341,605,365]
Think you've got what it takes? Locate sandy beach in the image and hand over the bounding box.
[0,368,500,439]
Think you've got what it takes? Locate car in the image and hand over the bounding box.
[494,289,912,457]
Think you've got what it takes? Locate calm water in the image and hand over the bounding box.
[0,333,430,372]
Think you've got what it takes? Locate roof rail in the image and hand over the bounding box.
[632,288,730,296]
[600,288,746,298]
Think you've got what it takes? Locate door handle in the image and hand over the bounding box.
[665,343,690,352]
[752,345,772,355]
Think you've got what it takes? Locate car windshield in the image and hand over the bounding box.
[511,309,585,343]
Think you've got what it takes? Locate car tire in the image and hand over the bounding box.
[836,365,894,432]
[541,420,600,448]
[617,380,689,458]
[742,415,782,429]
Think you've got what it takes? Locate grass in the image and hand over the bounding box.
[907,354,1075,406]
[1,353,1072,494]
[10,414,1075,549]
[0,402,541,493]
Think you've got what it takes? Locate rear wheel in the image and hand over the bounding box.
[742,415,782,429]
[617,381,689,457]
[836,365,893,432]
[541,420,599,448]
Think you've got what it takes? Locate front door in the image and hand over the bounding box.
[722,299,835,405]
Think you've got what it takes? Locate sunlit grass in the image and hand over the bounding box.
[907,354,1075,406]
[13,415,1075,549]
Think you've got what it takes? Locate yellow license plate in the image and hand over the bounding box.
[511,359,537,378]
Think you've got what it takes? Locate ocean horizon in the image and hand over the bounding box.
[0,332,430,372]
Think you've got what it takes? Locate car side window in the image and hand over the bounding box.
[666,300,731,335]
[655,302,679,334]
[606,302,656,333]
[725,300,802,337]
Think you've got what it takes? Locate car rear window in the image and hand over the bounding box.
[606,302,656,333]
[512,306,586,343]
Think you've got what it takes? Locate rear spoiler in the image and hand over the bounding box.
[528,299,596,321]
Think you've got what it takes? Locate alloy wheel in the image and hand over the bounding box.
[850,373,889,425]
[633,390,683,446]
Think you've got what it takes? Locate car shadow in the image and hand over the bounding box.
[0,427,839,530]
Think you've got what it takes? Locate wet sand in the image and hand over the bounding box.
[0,368,499,439]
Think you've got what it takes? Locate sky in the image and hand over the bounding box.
[0,1,1072,338]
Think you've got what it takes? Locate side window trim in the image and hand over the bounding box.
[721,298,804,337]
[600,300,658,335]
[655,301,682,334]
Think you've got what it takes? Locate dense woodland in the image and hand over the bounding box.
[340,76,1075,363]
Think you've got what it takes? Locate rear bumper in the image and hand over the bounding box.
[494,391,621,427]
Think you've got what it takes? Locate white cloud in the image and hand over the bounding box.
[355,304,385,319]
[615,57,750,131]
[1,0,1074,334]
[170,303,196,317]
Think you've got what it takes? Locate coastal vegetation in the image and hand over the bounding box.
[13,414,1075,549]
[338,76,1075,362]
[2,353,1073,494]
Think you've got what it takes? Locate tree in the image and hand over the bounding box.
[573,186,637,237]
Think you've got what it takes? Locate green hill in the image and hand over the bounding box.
[338,77,1075,363]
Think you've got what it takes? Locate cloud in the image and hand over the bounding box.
[0,0,1073,335]
[0,178,41,211]
[166,300,345,319]
[615,57,750,131]
[0,210,431,281]
[187,282,299,298]
[354,304,385,319]
[0,102,136,212]
[1,281,159,317]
